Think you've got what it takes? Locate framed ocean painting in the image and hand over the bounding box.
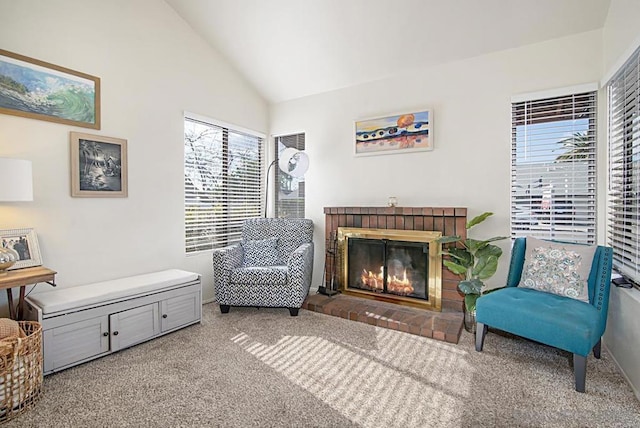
[0,49,100,129]
[355,109,433,156]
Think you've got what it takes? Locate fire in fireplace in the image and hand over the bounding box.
[337,228,442,311]
[350,238,427,298]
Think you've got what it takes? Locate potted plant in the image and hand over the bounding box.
[438,212,508,332]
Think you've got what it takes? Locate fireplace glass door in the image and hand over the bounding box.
[347,238,429,301]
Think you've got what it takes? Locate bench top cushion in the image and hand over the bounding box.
[28,269,199,315]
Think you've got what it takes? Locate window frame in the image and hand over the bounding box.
[184,112,265,254]
[606,45,640,287]
[510,85,598,245]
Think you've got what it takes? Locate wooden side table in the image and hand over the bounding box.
[0,266,56,320]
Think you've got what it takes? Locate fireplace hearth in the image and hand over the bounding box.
[338,227,442,311]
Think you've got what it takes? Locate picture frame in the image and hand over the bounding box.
[355,109,433,157]
[70,132,128,197]
[0,48,100,129]
[0,228,42,270]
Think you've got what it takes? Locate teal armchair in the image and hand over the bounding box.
[475,237,613,392]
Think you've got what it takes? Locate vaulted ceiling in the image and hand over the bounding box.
[165,0,611,103]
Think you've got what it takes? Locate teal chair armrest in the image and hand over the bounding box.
[505,237,526,287]
[590,246,613,337]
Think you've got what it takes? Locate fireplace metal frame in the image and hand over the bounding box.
[337,227,442,311]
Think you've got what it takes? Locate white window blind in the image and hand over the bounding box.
[275,133,305,218]
[184,115,264,253]
[511,90,597,244]
[608,45,640,284]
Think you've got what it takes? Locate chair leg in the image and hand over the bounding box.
[220,304,230,314]
[288,308,299,317]
[593,339,602,359]
[475,322,487,351]
[573,354,587,393]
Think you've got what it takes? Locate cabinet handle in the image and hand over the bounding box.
[162,314,168,319]
[113,331,119,336]
[103,332,109,337]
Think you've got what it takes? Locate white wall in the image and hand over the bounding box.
[601,0,640,400]
[602,0,640,77]
[271,30,603,291]
[0,0,268,309]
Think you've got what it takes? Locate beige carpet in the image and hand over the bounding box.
[6,303,640,427]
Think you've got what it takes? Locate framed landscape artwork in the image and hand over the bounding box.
[70,132,128,197]
[0,49,100,129]
[355,109,433,156]
[0,228,42,270]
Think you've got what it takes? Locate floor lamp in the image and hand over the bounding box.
[264,148,309,217]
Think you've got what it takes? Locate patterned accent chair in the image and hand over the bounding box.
[212,218,314,316]
[475,237,613,392]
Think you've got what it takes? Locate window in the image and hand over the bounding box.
[511,88,597,244]
[608,46,640,285]
[184,114,264,253]
[274,133,305,218]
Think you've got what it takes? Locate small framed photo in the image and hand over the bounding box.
[0,228,42,270]
[355,109,433,157]
[70,132,128,197]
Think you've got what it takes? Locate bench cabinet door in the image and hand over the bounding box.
[43,316,109,373]
[110,303,161,351]
[161,291,201,332]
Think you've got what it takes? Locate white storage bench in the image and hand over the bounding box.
[24,269,201,375]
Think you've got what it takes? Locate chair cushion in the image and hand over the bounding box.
[242,238,281,267]
[518,237,596,303]
[242,218,313,263]
[476,287,600,356]
[230,266,288,285]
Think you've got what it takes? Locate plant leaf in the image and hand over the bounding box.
[466,237,508,255]
[465,238,488,254]
[483,236,509,243]
[466,212,493,229]
[473,255,499,280]
[443,260,467,276]
[476,243,503,259]
[458,279,483,295]
[437,235,461,244]
[445,247,473,268]
[465,294,479,312]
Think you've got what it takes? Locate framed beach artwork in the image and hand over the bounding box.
[70,132,128,197]
[0,49,100,129]
[0,228,42,270]
[355,109,433,156]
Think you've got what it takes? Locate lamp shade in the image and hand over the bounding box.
[278,148,309,178]
[0,158,33,201]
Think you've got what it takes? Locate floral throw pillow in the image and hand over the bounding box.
[518,237,596,303]
[242,237,281,267]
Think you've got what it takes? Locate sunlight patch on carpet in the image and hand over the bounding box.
[230,327,474,427]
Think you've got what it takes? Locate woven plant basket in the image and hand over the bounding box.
[0,321,43,423]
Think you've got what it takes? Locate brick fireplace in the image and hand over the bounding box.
[322,207,467,312]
